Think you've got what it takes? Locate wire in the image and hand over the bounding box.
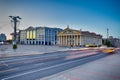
[10,20,20,31]
[17,20,20,31]
[10,20,14,29]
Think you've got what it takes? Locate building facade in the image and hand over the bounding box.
[20,26,62,45]
[57,26,102,47]
[0,33,6,42]
[108,36,120,47]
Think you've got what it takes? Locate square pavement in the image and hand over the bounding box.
[41,52,120,80]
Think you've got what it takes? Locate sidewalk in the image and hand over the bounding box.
[0,45,92,58]
[41,51,120,80]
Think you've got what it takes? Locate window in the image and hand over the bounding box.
[33,30,36,39]
[27,31,29,39]
[30,31,33,39]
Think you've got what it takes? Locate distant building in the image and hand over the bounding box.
[57,26,102,47]
[20,26,62,45]
[0,33,6,42]
[10,31,20,43]
[102,36,120,47]
[108,36,120,47]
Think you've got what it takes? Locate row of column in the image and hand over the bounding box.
[58,35,81,46]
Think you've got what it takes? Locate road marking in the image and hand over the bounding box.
[66,52,97,60]
[0,56,42,63]
[0,61,8,66]
[0,54,64,64]
[0,54,66,67]
[34,63,44,66]
[0,68,19,74]
[0,53,64,63]
[1,53,98,80]
[67,50,98,55]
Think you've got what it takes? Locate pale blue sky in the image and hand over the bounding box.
[0,0,120,39]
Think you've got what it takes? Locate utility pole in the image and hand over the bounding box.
[107,28,109,39]
[9,16,21,49]
[105,28,109,47]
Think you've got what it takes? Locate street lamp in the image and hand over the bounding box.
[9,16,21,49]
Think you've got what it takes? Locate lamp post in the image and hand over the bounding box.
[9,16,21,49]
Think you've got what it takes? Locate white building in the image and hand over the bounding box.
[20,26,62,45]
[57,26,102,47]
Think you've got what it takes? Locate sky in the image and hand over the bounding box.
[0,0,120,39]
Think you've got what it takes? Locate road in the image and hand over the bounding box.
[0,49,114,80]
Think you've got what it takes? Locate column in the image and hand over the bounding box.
[66,35,67,46]
[61,35,63,46]
[64,35,65,46]
[63,36,65,46]
[63,36,64,46]
[62,36,64,46]
[78,35,80,45]
[60,36,62,46]
[58,36,59,46]
[64,35,66,46]
[77,35,79,46]
[63,35,66,46]
[74,35,75,46]
[68,35,70,46]
[80,35,82,46]
[59,36,61,46]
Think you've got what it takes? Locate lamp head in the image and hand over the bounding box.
[16,16,21,19]
[9,16,13,18]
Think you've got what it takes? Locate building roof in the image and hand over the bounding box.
[24,26,62,31]
[58,26,102,37]
[58,26,80,35]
